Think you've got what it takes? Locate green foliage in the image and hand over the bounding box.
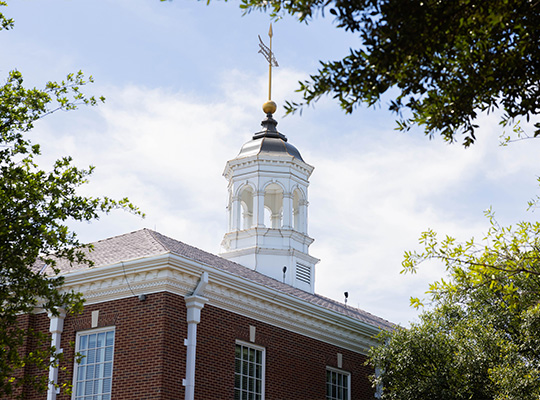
[0,1,14,30]
[221,0,540,146]
[0,4,141,397]
[371,207,540,399]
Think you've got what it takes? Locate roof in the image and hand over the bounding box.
[236,136,304,161]
[49,228,394,331]
[235,113,304,162]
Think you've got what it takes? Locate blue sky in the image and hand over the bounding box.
[3,0,539,326]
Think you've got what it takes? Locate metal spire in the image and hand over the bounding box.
[258,24,279,101]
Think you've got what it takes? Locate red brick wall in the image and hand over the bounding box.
[16,291,375,400]
[195,304,374,400]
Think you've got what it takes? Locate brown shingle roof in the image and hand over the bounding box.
[52,228,394,331]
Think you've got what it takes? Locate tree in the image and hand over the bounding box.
[226,0,540,146]
[369,209,540,399]
[0,4,141,397]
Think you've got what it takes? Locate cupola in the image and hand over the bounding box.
[220,101,319,293]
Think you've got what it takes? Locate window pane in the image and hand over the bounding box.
[96,377,104,394]
[255,365,262,379]
[87,349,96,364]
[85,380,93,395]
[103,362,112,377]
[104,347,113,362]
[97,332,105,347]
[103,378,111,393]
[80,336,88,350]
[80,351,87,365]
[88,334,96,349]
[96,347,104,363]
[95,363,102,379]
[105,331,114,346]
[86,364,95,380]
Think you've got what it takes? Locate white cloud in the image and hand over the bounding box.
[30,64,540,326]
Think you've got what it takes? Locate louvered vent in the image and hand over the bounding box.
[296,263,311,284]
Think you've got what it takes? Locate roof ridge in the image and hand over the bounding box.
[90,228,158,245]
[143,228,172,253]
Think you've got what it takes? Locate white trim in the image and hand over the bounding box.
[58,253,383,354]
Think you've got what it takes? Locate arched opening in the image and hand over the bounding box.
[264,183,283,228]
[240,186,254,229]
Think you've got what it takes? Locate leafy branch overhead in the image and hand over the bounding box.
[232,0,540,146]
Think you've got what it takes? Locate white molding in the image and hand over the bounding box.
[60,253,381,354]
[223,154,314,182]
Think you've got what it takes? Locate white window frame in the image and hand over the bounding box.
[326,366,351,400]
[72,327,116,400]
[234,340,266,400]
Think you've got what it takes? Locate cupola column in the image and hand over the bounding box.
[255,190,265,228]
[231,195,240,231]
[282,193,292,229]
[299,199,308,234]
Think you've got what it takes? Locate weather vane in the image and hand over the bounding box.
[258,24,279,107]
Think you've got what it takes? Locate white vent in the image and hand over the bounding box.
[296,263,311,284]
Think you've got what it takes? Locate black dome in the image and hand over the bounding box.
[236,113,304,161]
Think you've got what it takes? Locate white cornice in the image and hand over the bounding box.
[223,155,314,181]
[221,227,315,246]
[60,254,382,354]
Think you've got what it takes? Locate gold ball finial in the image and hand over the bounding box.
[262,100,277,115]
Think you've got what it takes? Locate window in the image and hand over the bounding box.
[73,328,115,400]
[326,367,351,400]
[234,341,265,400]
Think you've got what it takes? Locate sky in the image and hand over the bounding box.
[2,0,539,326]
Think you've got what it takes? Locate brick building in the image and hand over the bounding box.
[19,105,393,400]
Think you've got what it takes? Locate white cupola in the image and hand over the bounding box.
[220,102,319,293]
